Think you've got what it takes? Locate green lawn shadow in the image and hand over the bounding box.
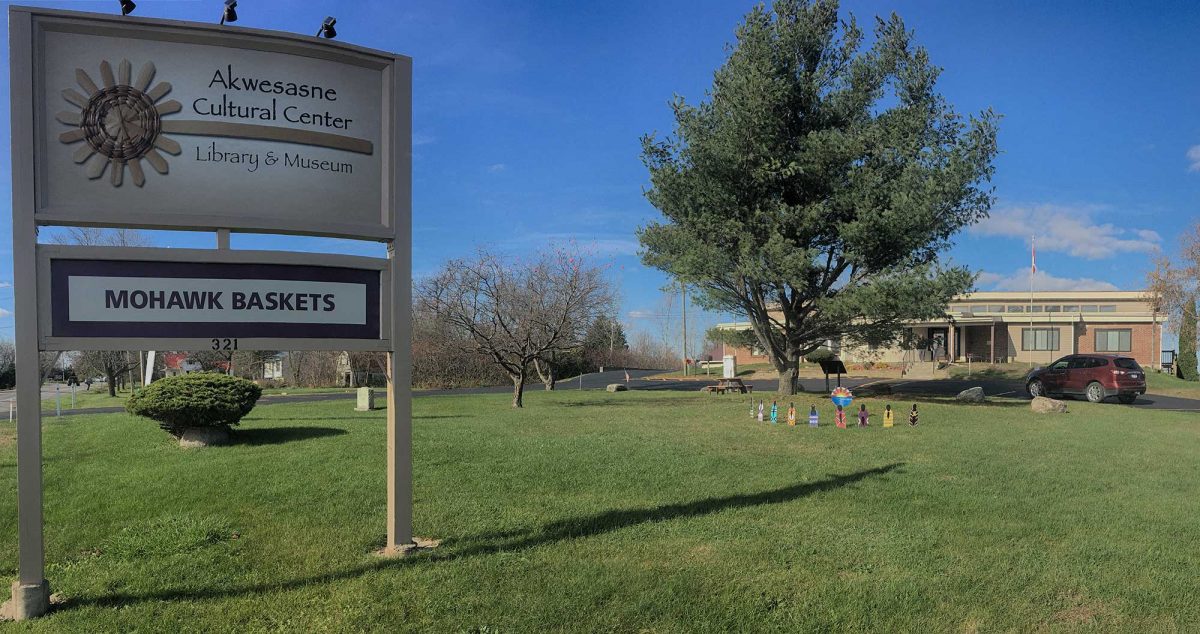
[64,463,903,611]
[231,426,348,446]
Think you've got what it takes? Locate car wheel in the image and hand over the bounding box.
[1086,382,1105,403]
[1027,379,1044,398]
[1118,394,1137,404]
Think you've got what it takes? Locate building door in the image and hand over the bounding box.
[928,327,948,361]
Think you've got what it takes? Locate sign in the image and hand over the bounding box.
[830,387,854,408]
[19,8,407,240]
[37,246,389,351]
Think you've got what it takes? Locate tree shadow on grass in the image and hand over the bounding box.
[231,426,348,446]
[65,463,902,611]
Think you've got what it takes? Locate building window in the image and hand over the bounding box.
[990,305,1004,313]
[1095,329,1132,352]
[1044,305,1061,312]
[1021,328,1060,351]
[1081,305,1098,312]
[1098,305,1117,313]
[1029,305,1044,313]
[1062,305,1079,312]
[1007,305,1025,313]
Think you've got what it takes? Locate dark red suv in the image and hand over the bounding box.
[1026,354,1146,404]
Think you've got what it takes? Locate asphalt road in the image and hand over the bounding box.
[422,370,1200,411]
[26,369,1200,417]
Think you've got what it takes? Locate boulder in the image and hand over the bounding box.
[956,386,986,403]
[178,426,231,448]
[1030,396,1068,414]
[605,384,628,393]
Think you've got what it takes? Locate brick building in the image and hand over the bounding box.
[718,290,1166,369]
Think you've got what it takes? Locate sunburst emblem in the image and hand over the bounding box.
[56,59,182,187]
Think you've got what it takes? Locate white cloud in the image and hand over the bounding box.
[0,308,11,318]
[0,282,11,289]
[627,309,657,319]
[1188,145,1200,172]
[413,133,436,147]
[970,203,1161,259]
[975,267,1119,292]
[486,163,506,173]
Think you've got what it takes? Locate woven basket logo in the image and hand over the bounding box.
[57,59,181,187]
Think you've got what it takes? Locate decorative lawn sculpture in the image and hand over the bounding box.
[808,405,818,427]
[884,404,894,428]
[835,405,847,429]
[909,404,919,426]
[786,403,796,426]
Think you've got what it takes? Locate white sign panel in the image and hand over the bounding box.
[68,277,368,325]
[23,9,405,240]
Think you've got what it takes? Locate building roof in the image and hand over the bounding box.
[958,290,1147,301]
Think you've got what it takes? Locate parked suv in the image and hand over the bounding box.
[1026,354,1146,404]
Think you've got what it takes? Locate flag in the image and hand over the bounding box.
[1031,237,1036,274]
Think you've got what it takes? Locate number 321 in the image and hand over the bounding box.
[212,338,238,351]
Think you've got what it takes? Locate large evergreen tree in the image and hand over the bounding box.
[639,0,999,393]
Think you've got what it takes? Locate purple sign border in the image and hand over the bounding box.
[50,259,382,339]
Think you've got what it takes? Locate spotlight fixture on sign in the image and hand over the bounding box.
[220,0,238,25]
[318,16,337,39]
[119,0,136,16]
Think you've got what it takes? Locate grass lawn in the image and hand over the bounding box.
[38,388,128,413]
[1,391,1198,630]
[1144,370,1200,398]
[945,365,1032,379]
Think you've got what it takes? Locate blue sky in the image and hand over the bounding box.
[0,0,1198,343]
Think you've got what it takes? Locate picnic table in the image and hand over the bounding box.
[700,377,753,394]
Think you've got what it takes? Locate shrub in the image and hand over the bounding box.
[127,373,262,437]
[804,348,834,364]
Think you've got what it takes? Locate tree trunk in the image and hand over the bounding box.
[775,355,800,395]
[511,369,526,408]
[105,367,117,397]
[533,358,556,391]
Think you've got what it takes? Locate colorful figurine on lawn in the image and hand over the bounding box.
[883,404,894,428]
[908,404,919,427]
[770,401,778,424]
[858,404,869,427]
[808,405,819,427]
[835,405,847,429]
[787,403,797,426]
[758,400,764,422]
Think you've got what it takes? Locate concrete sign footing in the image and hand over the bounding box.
[373,536,439,558]
[1,580,50,621]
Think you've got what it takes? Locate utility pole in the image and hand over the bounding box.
[681,281,688,377]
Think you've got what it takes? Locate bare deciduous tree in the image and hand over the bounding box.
[418,248,613,408]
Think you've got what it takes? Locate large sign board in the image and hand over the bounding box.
[8,7,414,614]
[20,9,406,240]
[37,246,390,351]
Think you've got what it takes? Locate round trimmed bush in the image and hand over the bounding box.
[127,373,262,437]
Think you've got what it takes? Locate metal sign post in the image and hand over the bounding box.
[5,6,413,619]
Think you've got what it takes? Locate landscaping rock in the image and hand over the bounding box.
[606,384,628,393]
[179,426,231,448]
[1030,396,1068,414]
[956,386,986,403]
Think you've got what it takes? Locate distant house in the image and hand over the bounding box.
[161,352,203,377]
[719,290,1166,369]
